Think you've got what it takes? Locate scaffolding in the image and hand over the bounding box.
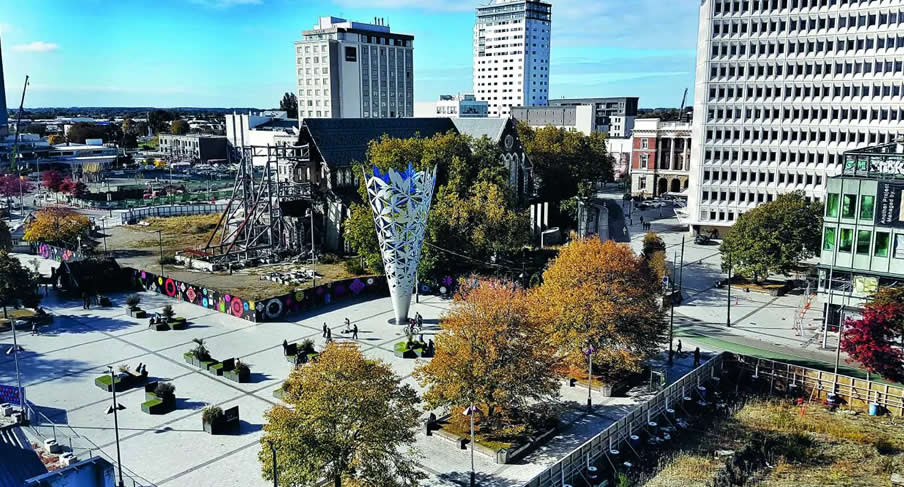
[199,144,314,267]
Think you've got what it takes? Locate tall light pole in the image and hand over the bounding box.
[678,235,685,292]
[156,230,163,275]
[105,366,126,487]
[267,440,278,487]
[464,404,477,487]
[2,302,24,413]
[305,208,316,265]
[584,343,596,411]
[726,250,732,328]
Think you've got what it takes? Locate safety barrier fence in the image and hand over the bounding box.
[25,403,157,487]
[523,353,724,487]
[121,203,228,224]
[724,353,904,417]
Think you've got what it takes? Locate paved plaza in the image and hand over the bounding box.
[0,262,702,487]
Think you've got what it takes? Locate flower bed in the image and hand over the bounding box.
[431,415,558,465]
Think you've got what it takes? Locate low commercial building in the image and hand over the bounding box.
[548,97,638,138]
[820,142,904,317]
[510,105,595,135]
[435,94,488,118]
[158,134,228,164]
[225,112,299,169]
[630,118,692,198]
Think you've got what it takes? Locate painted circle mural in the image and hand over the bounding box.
[164,278,178,297]
[231,298,244,316]
[265,299,283,319]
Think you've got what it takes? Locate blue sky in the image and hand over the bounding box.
[0,0,700,109]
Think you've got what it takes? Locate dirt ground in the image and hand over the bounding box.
[104,216,367,300]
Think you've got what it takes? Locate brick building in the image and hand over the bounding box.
[631,118,692,198]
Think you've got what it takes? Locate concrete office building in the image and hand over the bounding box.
[0,34,7,137]
[158,134,228,164]
[549,97,639,138]
[295,16,414,120]
[688,0,904,235]
[225,112,299,170]
[474,0,552,118]
[510,105,596,135]
[435,94,489,118]
[820,142,904,315]
[631,118,693,198]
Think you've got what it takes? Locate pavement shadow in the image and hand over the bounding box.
[248,372,272,384]
[0,347,95,387]
[436,471,522,487]
[175,398,207,410]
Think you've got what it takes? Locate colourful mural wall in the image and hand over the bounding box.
[132,269,388,323]
[37,243,86,263]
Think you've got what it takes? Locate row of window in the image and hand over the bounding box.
[709,58,904,79]
[712,9,904,37]
[714,0,886,16]
[825,191,875,219]
[703,169,824,185]
[702,191,777,203]
[708,82,904,102]
[711,35,904,60]
[823,227,903,259]
[705,128,903,146]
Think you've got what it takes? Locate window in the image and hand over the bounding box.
[640,154,649,168]
[856,230,872,255]
[839,228,853,253]
[896,234,904,259]
[875,232,890,258]
[823,227,836,251]
[345,46,357,62]
[841,194,856,218]
[641,138,649,149]
[859,195,875,220]
[826,193,839,217]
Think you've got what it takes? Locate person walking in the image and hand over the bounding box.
[676,339,683,356]
[693,347,701,367]
[352,323,358,340]
[326,327,332,343]
[82,291,90,309]
[322,322,328,338]
[640,215,645,228]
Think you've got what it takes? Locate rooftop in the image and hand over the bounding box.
[842,141,904,179]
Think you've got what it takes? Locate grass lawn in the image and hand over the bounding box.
[95,375,121,386]
[646,398,904,487]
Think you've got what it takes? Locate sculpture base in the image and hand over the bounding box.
[387,318,410,325]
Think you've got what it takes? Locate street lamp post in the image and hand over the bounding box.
[464,404,477,487]
[156,230,164,275]
[105,366,126,487]
[726,250,732,328]
[305,208,316,265]
[267,440,278,487]
[584,343,596,411]
[668,284,675,366]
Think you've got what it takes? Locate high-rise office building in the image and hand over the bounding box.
[295,16,414,120]
[688,0,904,234]
[473,0,552,118]
[0,34,8,136]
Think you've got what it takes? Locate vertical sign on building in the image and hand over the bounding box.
[876,182,904,229]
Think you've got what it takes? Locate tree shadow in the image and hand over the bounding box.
[248,372,272,384]
[175,398,207,410]
[0,347,95,388]
[436,471,523,487]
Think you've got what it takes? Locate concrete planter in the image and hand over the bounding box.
[432,417,558,465]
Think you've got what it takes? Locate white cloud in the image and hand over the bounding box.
[331,0,471,12]
[11,42,59,53]
[188,0,262,7]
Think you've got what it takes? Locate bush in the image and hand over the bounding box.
[319,253,340,264]
[343,258,365,275]
[300,339,315,354]
[162,305,175,320]
[126,294,141,308]
[202,405,224,424]
[190,338,210,361]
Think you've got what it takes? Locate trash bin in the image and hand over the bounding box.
[869,403,882,416]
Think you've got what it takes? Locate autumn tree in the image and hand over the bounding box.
[641,233,669,283]
[170,119,190,135]
[414,278,558,436]
[720,191,823,282]
[47,134,66,145]
[0,250,40,315]
[642,232,666,257]
[530,238,666,380]
[259,343,423,487]
[42,170,64,192]
[24,208,90,248]
[842,304,904,383]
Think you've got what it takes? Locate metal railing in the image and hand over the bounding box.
[25,403,157,487]
[122,203,228,224]
[523,353,724,487]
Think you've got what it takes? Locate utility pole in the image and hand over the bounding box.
[3,303,24,413]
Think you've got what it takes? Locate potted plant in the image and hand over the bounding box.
[161,305,175,324]
[225,360,250,383]
[184,338,210,367]
[126,294,142,317]
[202,405,224,434]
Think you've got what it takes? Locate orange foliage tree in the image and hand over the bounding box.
[413,278,559,435]
[24,208,90,248]
[530,238,666,380]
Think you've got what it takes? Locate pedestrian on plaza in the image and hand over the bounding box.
[352,323,358,340]
[693,347,701,367]
[82,291,90,309]
[344,317,351,333]
[676,339,683,356]
[640,215,644,228]
[326,327,332,343]
[322,322,328,338]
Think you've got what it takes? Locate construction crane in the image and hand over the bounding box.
[678,88,688,123]
[11,74,28,171]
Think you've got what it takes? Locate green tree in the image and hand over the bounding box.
[259,343,423,487]
[516,122,614,203]
[642,232,666,257]
[0,251,39,313]
[279,92,298,119]
[170,120,189,135]
[720,191,823,282]
[148,109,175,134]
[0,221,11,250]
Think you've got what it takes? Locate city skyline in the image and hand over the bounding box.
[0,0,698,109]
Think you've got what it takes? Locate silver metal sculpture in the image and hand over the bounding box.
[364,163,437,325]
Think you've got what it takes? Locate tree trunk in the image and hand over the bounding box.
[334,474,341,487]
